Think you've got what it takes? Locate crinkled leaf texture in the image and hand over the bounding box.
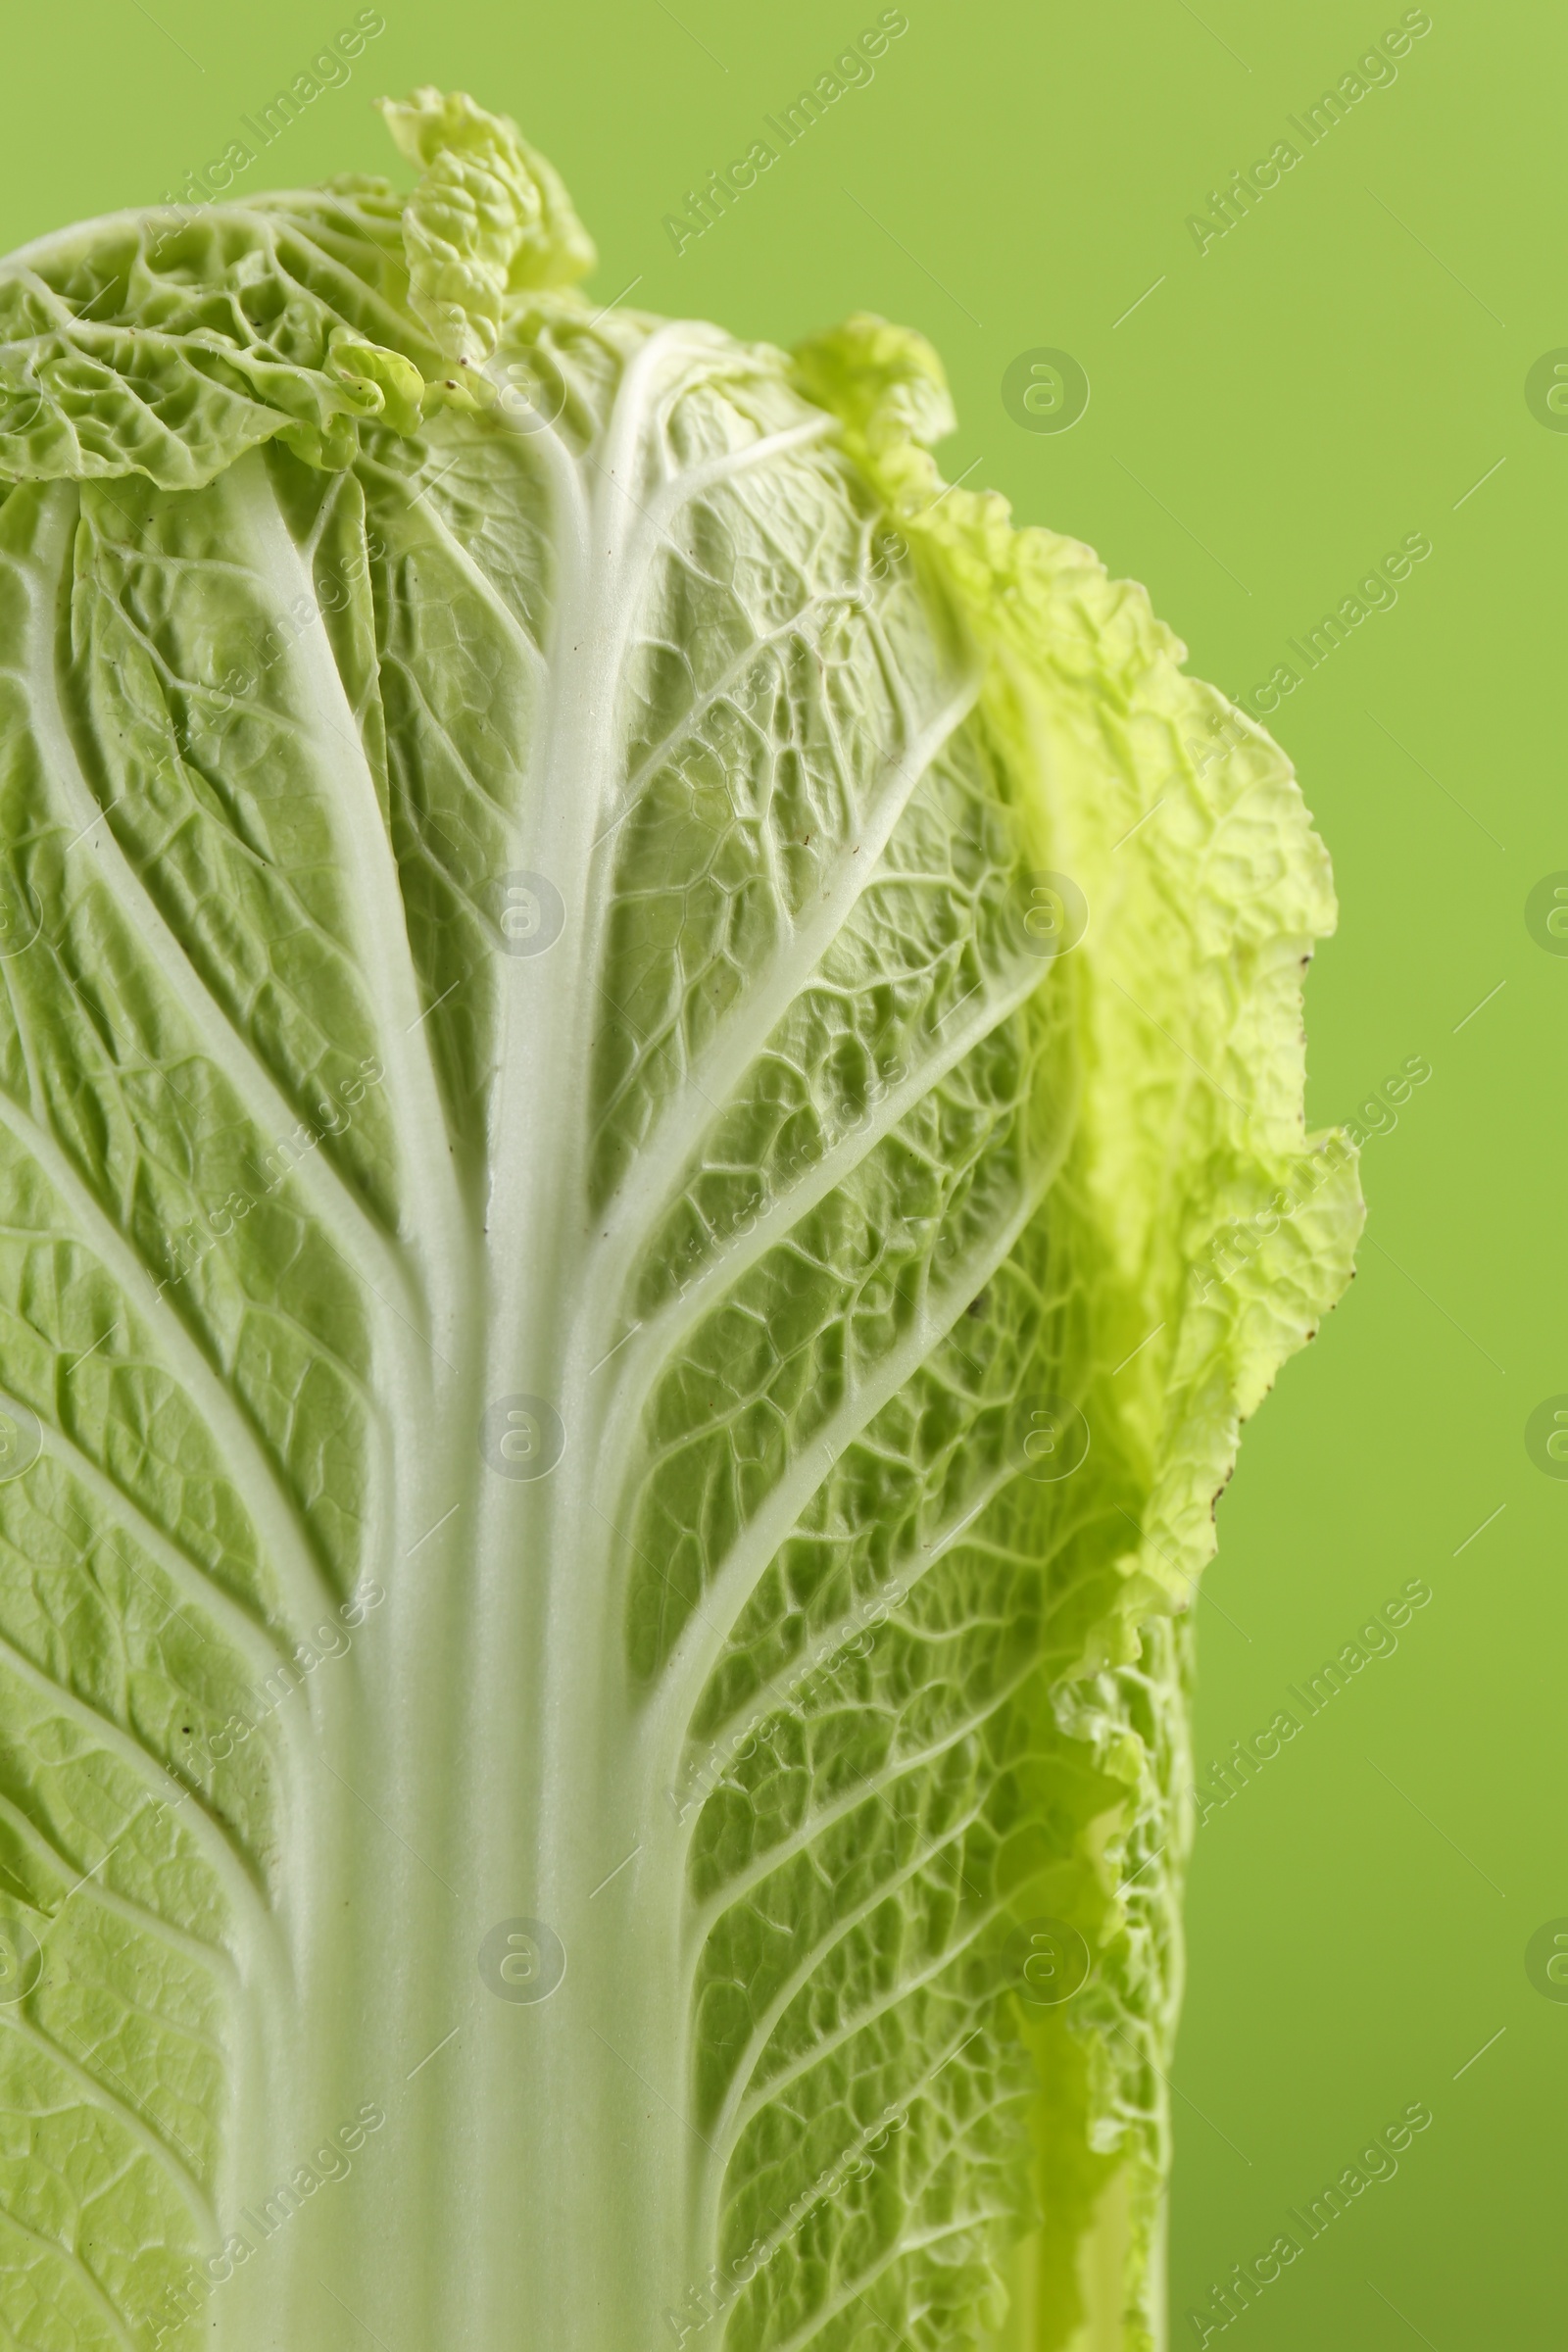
[0,92,1359,2352]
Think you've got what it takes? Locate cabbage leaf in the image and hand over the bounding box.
[0,89,1360,2352]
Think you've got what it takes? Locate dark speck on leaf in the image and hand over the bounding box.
[966,1290,989,1319]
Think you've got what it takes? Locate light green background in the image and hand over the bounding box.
[2,3,1552,2341]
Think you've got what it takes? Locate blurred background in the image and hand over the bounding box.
[3,2,1555,2340]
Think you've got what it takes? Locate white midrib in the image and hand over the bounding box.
[224,326,1048,2347]
[462,338,690,2349]
[462,329,861,2341]
[455,338,1067,2344]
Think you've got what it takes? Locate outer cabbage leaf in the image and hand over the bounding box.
[0,93,1359,2352]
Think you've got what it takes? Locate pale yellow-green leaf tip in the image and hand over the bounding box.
[377,85,597,362]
